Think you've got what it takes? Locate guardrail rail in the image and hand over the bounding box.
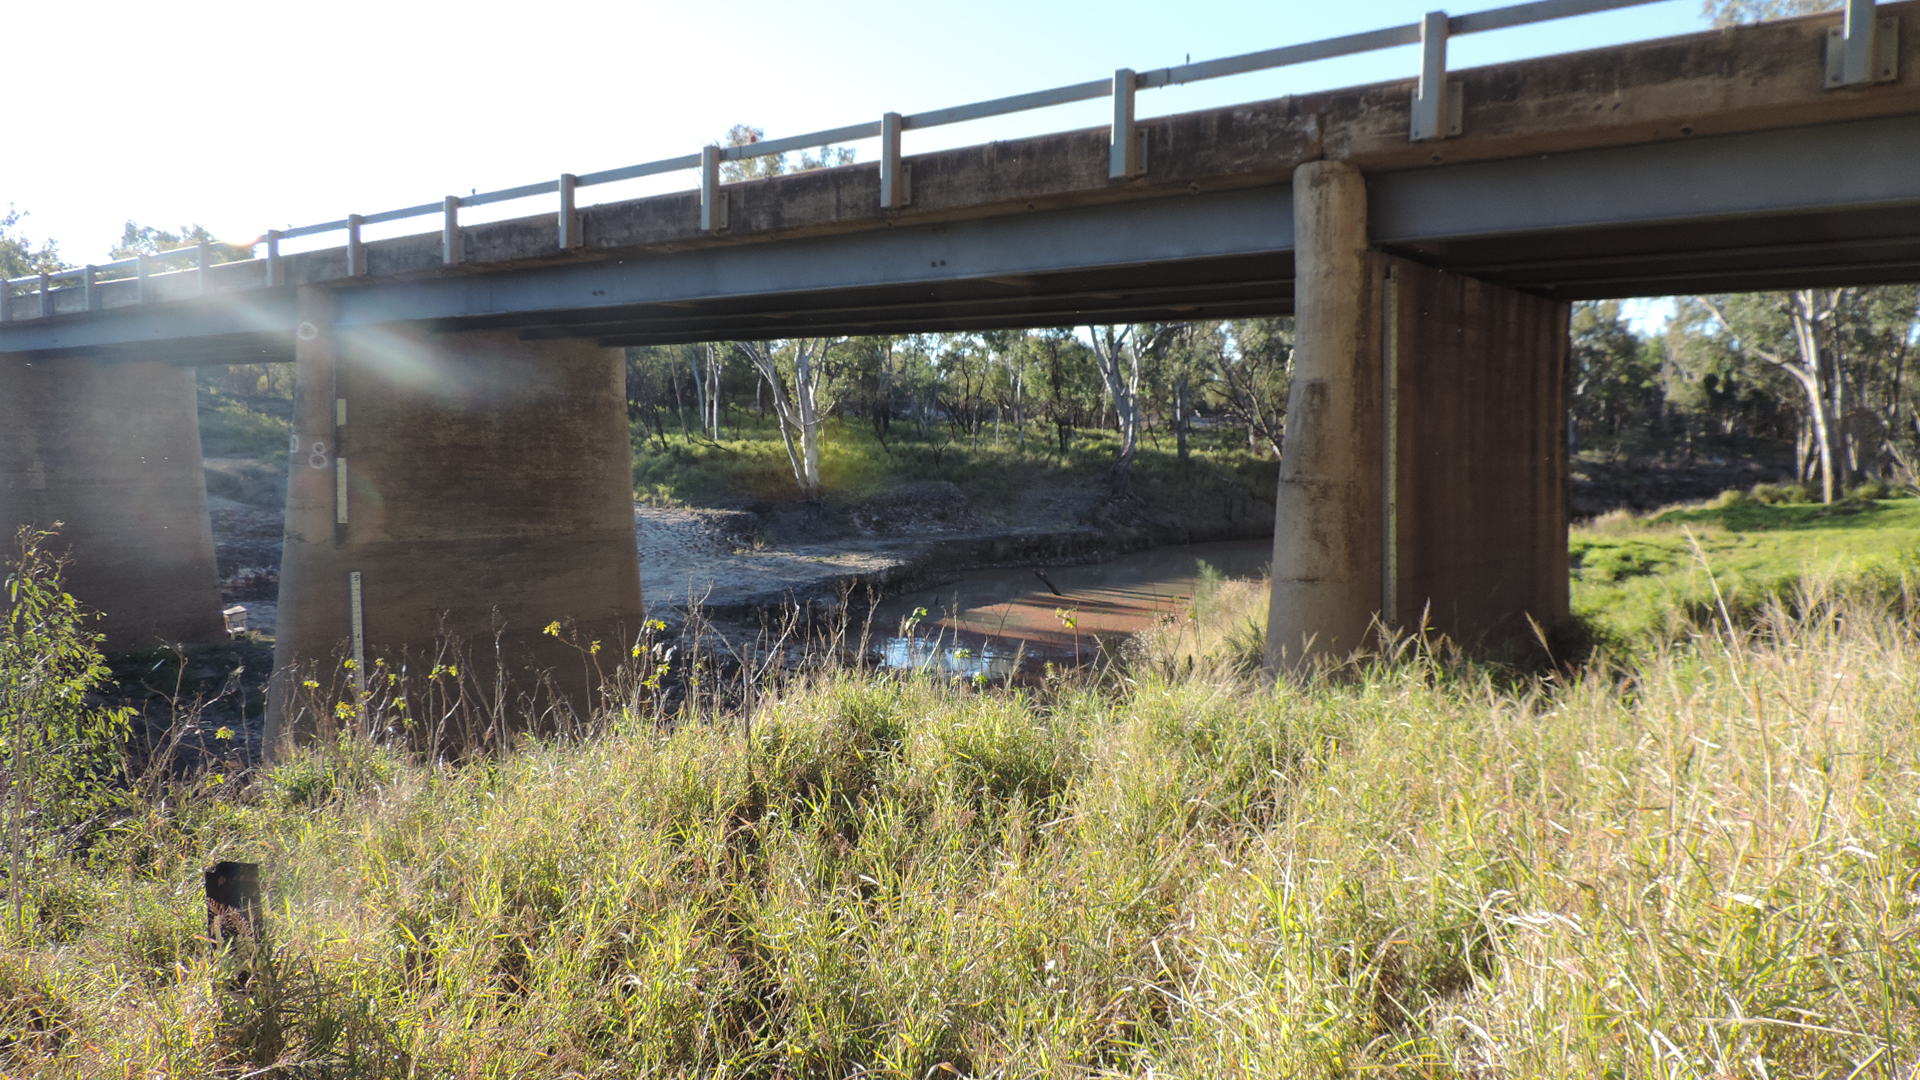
[2,0,1897,324]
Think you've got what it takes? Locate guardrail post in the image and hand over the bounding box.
[558,174,582,250]
[700,145,728,232]
[880,112,908,209]
[0,280,9,325]
[84,266,99,311]
[39,273,52,318]
[197,239,213,296]
[136,254,151,304]
[442,197,464,266]
[346,214,367,276]
[1411,11,1453,141]
[1826,0,1898,87]
[1109,69,1145,179]
[265,230,284,288]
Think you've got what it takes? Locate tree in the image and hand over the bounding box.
[1020,329,1097,456]
[109,220,249,264]
[1087,323,1172,491]
[0,207,61,282]
[1688,290,1857,501]
[1569,301,1662,457]
[737,338,841,498]
[716,124,854,183]
[1703,0,1833,26]
[1215,319,1292,457]
[714,124,857,497]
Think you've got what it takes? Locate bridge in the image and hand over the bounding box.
[3,0,1917,737]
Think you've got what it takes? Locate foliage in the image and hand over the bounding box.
[108,220,250,264]
[197,391,292,462]
[1569,300,1666,456]
[630,413,1275,525]
[1703,0,1836,27]
[0,529,134,880]
[0,207,61,281]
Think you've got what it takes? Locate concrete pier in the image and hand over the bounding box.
[267,289,643,743]
[1267,160,1569,668]
[0,354,224,648]
[1266,161,1384,664]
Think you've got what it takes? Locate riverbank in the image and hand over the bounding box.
[19,573,1918,1077]
[207,469,1276,639]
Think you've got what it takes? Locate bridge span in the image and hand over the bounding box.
[3,0,1918,737]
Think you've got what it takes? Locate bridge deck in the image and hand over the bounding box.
[4,2,1919,361]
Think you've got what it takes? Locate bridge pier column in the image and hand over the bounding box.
[1266,160,1569,669]
[266,290,643,744]
[0,354,224,648]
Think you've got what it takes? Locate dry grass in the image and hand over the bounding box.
[3,585,1917,1076]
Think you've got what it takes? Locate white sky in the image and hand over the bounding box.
[8,0,1708,266]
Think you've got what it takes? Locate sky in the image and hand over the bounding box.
[7,0,1710,268]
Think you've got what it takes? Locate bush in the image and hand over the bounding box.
[0,528,134,868]
[1747,480,1813,505]
[1849,477,1892,501]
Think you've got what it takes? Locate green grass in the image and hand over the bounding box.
[1571,495,1920,650]
[631,417,1276,524]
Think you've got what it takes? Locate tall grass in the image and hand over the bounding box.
[4,571,1915,1076]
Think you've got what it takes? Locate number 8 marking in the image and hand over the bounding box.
[309,440,330,470]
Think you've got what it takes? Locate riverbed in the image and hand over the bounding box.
[869,538,1271,677]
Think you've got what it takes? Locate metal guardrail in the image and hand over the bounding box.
[3,0,1888,321]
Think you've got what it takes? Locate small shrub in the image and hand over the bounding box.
[1748,480,1813,505]
[1849,477,1892,501]
[0,529,135,866]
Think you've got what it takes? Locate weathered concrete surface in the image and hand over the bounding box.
[7,1,1916,332]
[1267,161,1571,668]
[0,355,224,647]
[266,290,642,743]
[1266,161,1382,668]
[1386,259,1570,646]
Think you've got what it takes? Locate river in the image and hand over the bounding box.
[870,538,1270,677]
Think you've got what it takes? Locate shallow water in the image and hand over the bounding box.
[872,538,1270,676]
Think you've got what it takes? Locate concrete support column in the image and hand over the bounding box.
[267,289,643,743]
[0,354,223,648]
[1267,160,1384,666]
[1266,159,1570,669]
[1385,257,1570,646]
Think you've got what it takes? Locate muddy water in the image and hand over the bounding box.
[871,539,1270,676]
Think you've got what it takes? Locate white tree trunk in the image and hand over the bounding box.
[741,339,831,498]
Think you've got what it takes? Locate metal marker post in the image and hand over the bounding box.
[558,173,581,250]
[700,146,727,231]
[442,197,463,265]
[1411,11,1451,141]
[1109,69,1142,179]
[880,112,907,209]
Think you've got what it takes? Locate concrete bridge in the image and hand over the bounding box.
[4,0,1918,735]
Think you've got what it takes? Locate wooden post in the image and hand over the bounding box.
[204,860,261,944]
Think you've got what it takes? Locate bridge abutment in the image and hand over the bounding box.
[266,290,644,745]
[1267,160,1569,669]
[0,354,225,648]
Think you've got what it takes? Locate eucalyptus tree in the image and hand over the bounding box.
[1086,323,1174,490]
[716,125,854,495]
[1216,319,1292,457]
[0,206,60,280]
[735,338,842,499]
